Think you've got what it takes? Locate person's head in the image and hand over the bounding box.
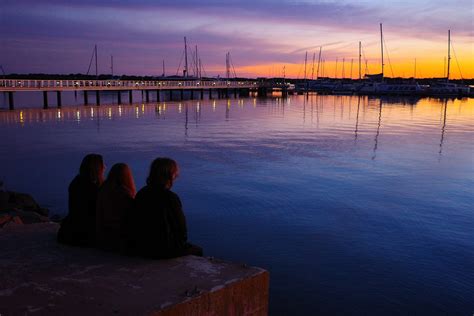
[104,163,136,197]
[146,157,179,189]
[79,154,105,185]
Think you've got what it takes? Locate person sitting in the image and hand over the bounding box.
[57,154,105,247]
[126,157,202,258]
[96,163,136,251]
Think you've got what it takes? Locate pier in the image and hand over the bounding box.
[0,223,269,315]
[0,79,289,110]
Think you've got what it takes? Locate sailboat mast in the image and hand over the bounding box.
[446,30,451,81]
[184,37,188,78]
[350,59,354,79]
[359,41,362,80]
[162,60,165,77]
[304,51,308,81]
[195,45,198,78]
[380,23,384,80]
[110,55,113,77]
[316,46,322,79]
[342,58,345,79]
[311,52,316,80]
[94,44,98,78]
[225,52,230,80]
[335,58,338,79]
[199,59,202,79]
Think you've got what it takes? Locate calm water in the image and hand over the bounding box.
[1,92,473,315]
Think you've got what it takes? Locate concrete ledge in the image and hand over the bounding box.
[0,223,269,315]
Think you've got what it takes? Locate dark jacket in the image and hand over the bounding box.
[57,175,99,246]
[124,185,187,258]
[96,185,133,251]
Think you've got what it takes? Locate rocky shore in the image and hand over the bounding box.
[0,188,51,228]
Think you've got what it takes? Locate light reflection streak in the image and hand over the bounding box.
[439,99,448,157]
[354,96,361,140]
[0,97,470,161]
[372,99,383,160]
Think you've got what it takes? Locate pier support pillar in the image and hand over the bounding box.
[56,91,62,108]
[156,90,160,102]
[169,90,173,101]
[43,91,48,109]
[190,90,194,100]
[200,89,204,99]
[96,91,100,106]
[129,90,133,104]
[117,91,122,104]
[209,89,213,99]
[145,90,150,103]
[180,89,184,100]
[84,91,89,105]
[8,92,14,110]
[234,88,237,98]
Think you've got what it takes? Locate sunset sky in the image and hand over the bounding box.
[1,0,473,79]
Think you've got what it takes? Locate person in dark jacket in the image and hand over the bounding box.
[96,163,136,251]
[126,157,202,258]
[57,154,105,247]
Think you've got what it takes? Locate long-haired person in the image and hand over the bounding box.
[57,154,105,246]
[96,163,136,251]
[127,157,202,258]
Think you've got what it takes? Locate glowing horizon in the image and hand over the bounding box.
[1,1,473,79]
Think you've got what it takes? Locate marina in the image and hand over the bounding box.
[1,95,473,314]
[2,1,473,314]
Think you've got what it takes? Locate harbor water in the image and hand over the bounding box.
[1,92,473,315]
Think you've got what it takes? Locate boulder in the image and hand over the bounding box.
[0,191,50,217]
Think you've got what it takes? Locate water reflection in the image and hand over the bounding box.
[439,99,448,156]
[372,99,383,160]
[0,96,472,159]
[185,104,189,137]
[1,95,473,314]
[354,96,361,140]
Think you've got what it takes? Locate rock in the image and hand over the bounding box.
[0,191,50,219]
[0,214,13,227]
[0,214,24,228]
[7,191,41,212]
[0,209,49,228]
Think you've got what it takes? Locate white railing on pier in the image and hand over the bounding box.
[0,79,258,91]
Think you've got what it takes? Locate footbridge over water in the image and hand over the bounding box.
[0,79,290,110]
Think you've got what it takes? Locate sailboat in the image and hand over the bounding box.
[427,30,470,96]
[357,24,423,95]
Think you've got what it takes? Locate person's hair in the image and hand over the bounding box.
[79,154,105,185]
[146,157,179,189]
[103,163,136,197]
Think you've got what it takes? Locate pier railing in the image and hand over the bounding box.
[0,79,258,91]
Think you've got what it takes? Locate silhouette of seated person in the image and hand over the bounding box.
[125,158,203,258]
[57,154,105,247]
[96,163,136,251]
